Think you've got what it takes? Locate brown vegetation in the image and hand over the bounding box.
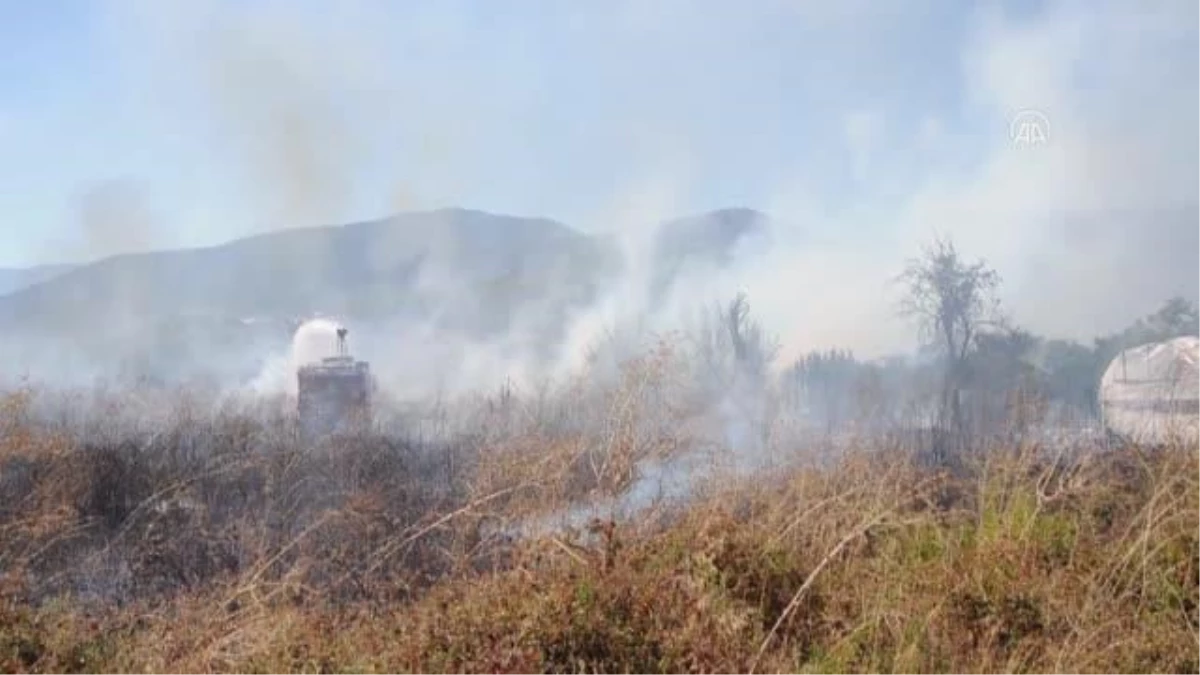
[0,382,1196,673]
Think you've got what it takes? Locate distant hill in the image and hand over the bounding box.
[0,209,609,329]
[0,263,75,297]
[0,207,774,385]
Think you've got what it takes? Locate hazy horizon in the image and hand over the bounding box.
[1,0,1196,360]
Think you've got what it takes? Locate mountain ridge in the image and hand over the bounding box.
[0,206,773,384]
[0,263,77,298]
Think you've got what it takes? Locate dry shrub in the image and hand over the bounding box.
[0,389,477,609]
[462,343,689,524]
[0,381,1197,673]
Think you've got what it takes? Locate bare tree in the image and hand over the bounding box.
[688,293,780,457]
[692,292,778,392]
[897,237,1002,449]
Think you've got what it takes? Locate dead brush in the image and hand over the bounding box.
[457,342,690,526]
[1,374,1197,673]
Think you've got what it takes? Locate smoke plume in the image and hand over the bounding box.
[2,0,1195,404]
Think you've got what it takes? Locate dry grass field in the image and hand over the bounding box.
[0,372,1196,673]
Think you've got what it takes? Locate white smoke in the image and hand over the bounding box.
[245,317,345,399]
[4,0,1195,409]
[290,318,345,368]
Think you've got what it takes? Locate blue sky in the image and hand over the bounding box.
[3,1,995,261]
[0,0,1196,350]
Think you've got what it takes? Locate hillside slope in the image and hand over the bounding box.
[0,207,772,385]
[0,264,75,297]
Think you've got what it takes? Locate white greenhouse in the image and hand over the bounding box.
[1099,336,1199,446]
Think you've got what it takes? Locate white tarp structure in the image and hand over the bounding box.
[244,318,345,399]
[1100,336,1199,446]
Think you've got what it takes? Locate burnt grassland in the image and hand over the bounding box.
[0,377,1196,674]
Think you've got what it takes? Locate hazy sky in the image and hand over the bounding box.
[0,0,1196,349]
[2,0,974,261]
